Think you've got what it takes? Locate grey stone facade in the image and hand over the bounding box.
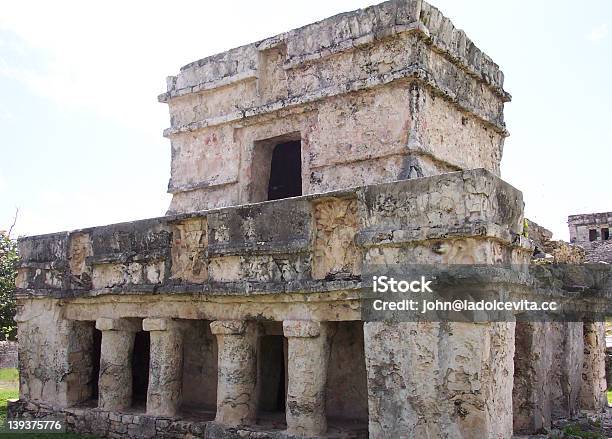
[569,212,612,263]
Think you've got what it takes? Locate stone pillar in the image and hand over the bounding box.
[143,318,185,417]
[579,320,607,411]
[96,318,140,410]
[283,320,331,437]
[606,346,612,391]
[549,321,584,420]
[513,321,552,434]
[210,320,259,426]
[364,321,515,439]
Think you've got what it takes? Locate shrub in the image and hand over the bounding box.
[0,232,18,341]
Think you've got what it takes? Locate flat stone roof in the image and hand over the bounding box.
[568,212,612,226]
[158,0,509,104]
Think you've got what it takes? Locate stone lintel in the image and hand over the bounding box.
[283,320,321,338]
[95,317,141,332]
[210,320,246,335]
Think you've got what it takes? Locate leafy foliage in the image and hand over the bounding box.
[0,233,18,341]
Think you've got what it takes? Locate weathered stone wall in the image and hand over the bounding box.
[7,399,366,439]
[15,299,96,407]
[365,321,515,438]
[15,169,526,301]
[159,0,510,215]
[0,341,18,369]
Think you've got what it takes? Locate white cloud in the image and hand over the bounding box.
[0,106,12,122]
[11,188,171,238]
[0,0,374,132]
[39,190,66,205]
[587,24,608,42]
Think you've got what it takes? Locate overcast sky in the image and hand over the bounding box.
[1,0,610,240]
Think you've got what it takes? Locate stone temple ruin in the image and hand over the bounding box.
[569,212,612,263]
[8,1,612,438]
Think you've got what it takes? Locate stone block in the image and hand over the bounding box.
[142,318,169,332]
[210,320,246,335]
[96,318,141,332]
[283,320,321,338]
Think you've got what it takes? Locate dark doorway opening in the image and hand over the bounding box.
[180,320,218,421]
[258,335,287,415]
[326,321,368,426]
[91,328,102,400]
[132,331,150,407]
[589,229,598,242]
[602,228,610,241]
[267,141,302,201]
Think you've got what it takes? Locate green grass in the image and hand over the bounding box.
[562,424,604,439]
[0,368,20,430]
[608,389,612,406]
[0,370,17,383]
[0,368,94,438]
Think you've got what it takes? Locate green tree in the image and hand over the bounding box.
[0,232,18,341]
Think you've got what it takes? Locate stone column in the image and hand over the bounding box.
[579,320,607,410]
[283,320,331,437]
[143,318,184,417]
[210,320,259,426]
[364,321,516,439]
[96,318,140,410]
[549,321,584,420]
[513,321,552,434]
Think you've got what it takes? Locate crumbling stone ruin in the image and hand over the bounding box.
[527,219,586,264]
[8,1,611,438]
[569,212,612,263]
[0,341,18,369]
